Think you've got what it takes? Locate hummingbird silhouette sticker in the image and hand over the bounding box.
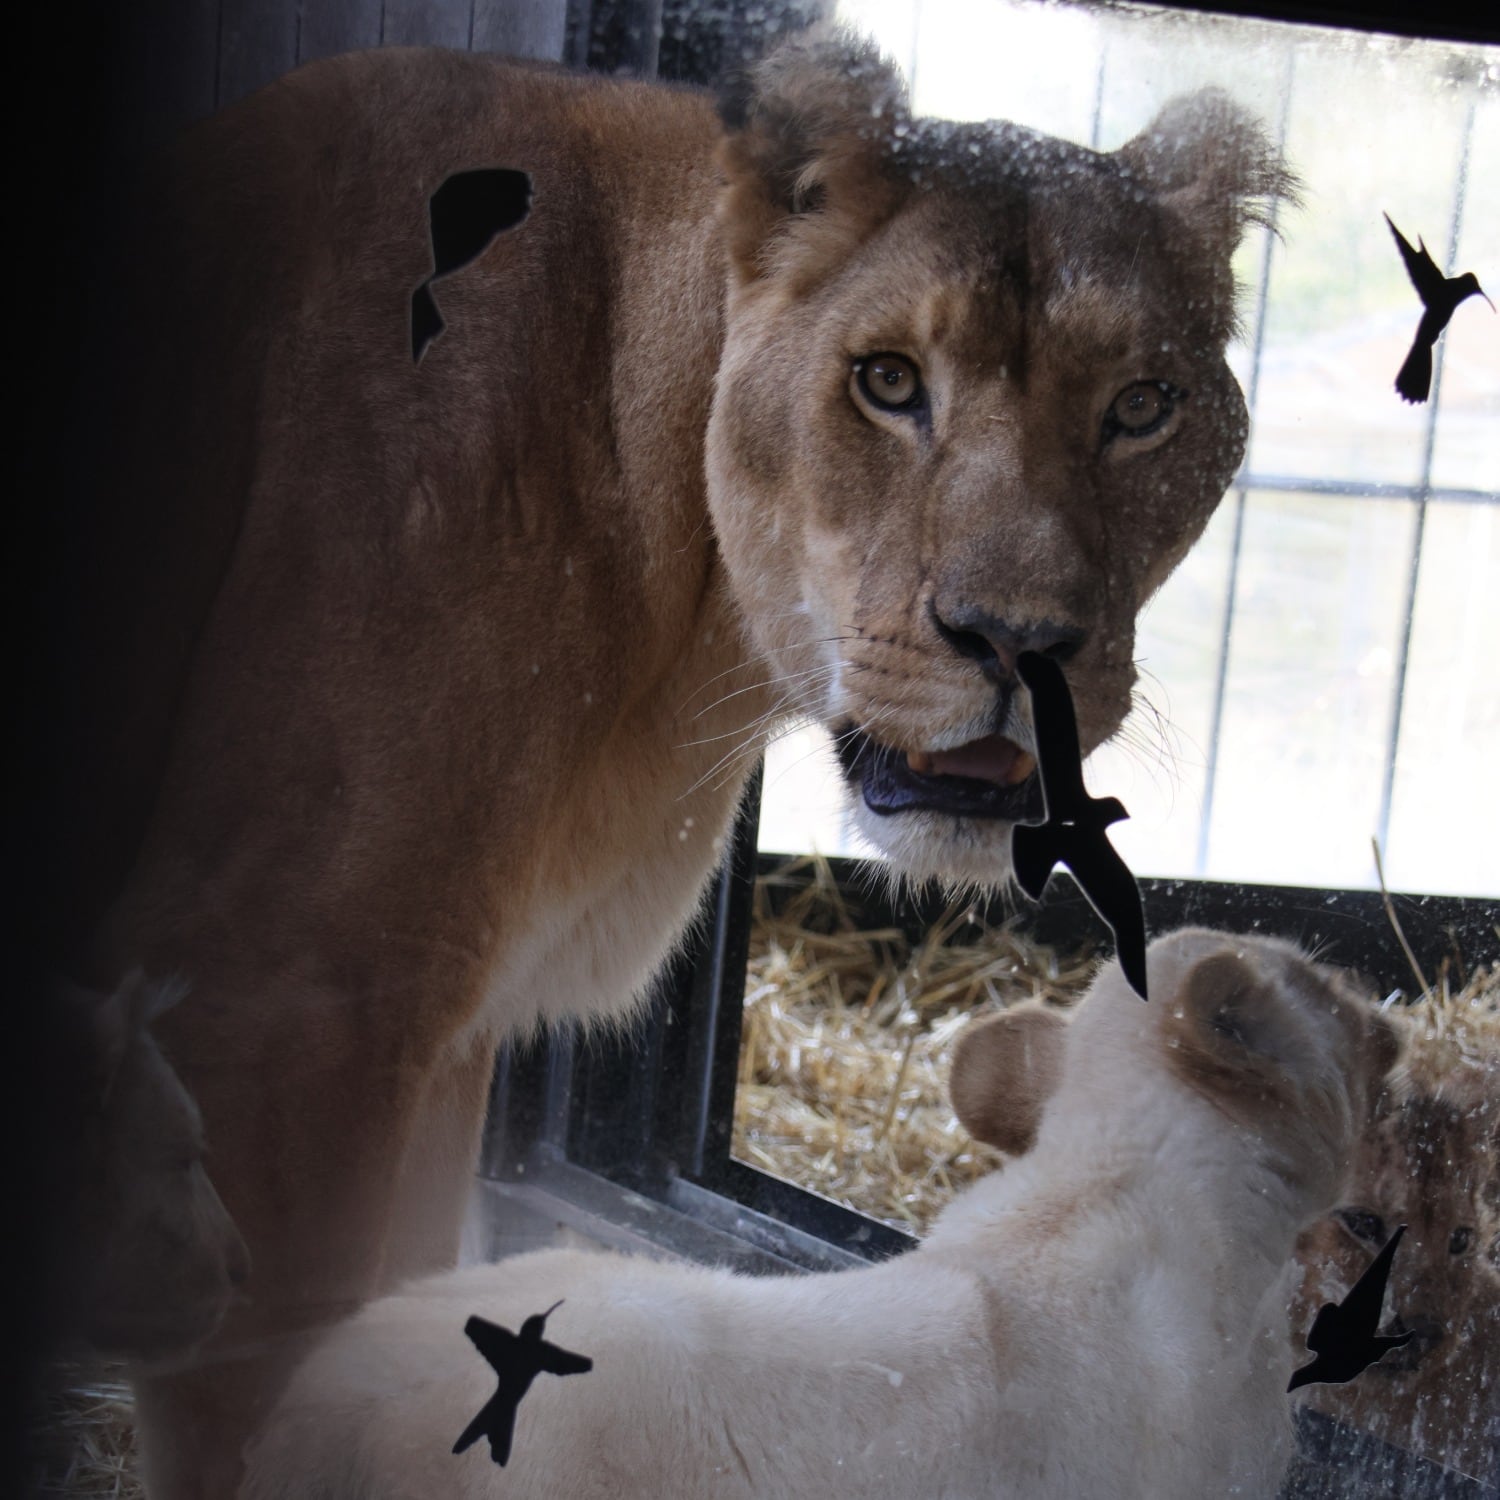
[412,168,533,363]
[1011,652,1148,1001]
[1289,1224,1412,1391]
[1384,213,1493,404]
[453,1302,592,1466]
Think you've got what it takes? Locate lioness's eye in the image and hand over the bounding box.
[854,353,924,412]
[1105,380,1182,439]
[1335,1207,1388,1246]
[1448,1225,1474,1255]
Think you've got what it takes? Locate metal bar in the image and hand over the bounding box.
[684,763,762,1179]
[1089,32,1108,150]
[1373,95,1479,865]
[1234,473,1496,506]
[753,853,1494,1005]
[1102,0,1495,50]
[1194,44,1298,875]
[907,0,922,99]
[1195,486,1246,876]
[541,1025,577,1151]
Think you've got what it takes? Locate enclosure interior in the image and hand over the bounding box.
[30,0,1499,1497]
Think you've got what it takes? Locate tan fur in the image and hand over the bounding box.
[56,37,1291,1495]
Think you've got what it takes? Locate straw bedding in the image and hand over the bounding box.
[24,1360,141,1498]
[732,855,1102,1233]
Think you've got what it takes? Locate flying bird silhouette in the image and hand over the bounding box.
[1384,213,1493,404]
[412,168,533,363]
[1011,652,1148,1001]
[1289,1224,1412,1391]
[453,1302,592,1466]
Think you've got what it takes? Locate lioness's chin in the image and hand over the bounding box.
[828,721,1038,888]
[848,801,1019,891]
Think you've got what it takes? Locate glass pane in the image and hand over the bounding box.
[1084,496,1239,876]
[1384,500,1500,894]
[760,720,864,857]
[1203,491,1418,888]
[1431,93,1500,494]
[1248,48,1474,487]
[904,0,1106,141]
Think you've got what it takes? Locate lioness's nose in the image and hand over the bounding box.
[928,602,1084,683]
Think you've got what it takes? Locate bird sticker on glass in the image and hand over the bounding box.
[453,1302,592,1467]
[1384,213,1492,404]
[1011,651,1149,1001]
[1289,1224,1413,1391]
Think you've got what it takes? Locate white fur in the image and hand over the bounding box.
[241,930,1381,1500]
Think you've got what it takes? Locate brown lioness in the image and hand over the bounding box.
[57,33,1291,1496]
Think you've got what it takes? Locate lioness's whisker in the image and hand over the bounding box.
[678,707,790,799]
[672,634,854,719]
[676,637,824,699]
[679,678,839,754]
[690,662,840,723]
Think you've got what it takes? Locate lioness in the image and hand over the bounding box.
[58,33,1290,1497]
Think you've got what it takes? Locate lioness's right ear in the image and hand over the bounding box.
[1117,89,1299,257]
[1115,90,1299,342]
[949,1006,1067,1156]
[717,35,909,285]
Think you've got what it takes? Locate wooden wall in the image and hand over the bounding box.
[111,0,568,148]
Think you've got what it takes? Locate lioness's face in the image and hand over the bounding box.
[708,48,1287,884]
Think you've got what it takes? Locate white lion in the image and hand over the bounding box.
[241,928,1398,1500]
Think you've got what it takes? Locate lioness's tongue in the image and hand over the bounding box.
[907,733,1036,786]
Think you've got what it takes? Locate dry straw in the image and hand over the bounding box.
[25,1361,141,1498]
[733,853,1102,1234]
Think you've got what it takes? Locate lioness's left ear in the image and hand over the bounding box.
[949,1005,1067,1155]
[1116,89,1299,268]
[717,34,910,285]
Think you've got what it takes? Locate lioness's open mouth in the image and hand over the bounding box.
[834,727,1043,821]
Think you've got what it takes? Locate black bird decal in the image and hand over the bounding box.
[1384,213,1493,404]
[1011,652,1148,1001]
[1289,1225,1412,1391]
[453,1302,592,1466]
[412,168,533,363]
